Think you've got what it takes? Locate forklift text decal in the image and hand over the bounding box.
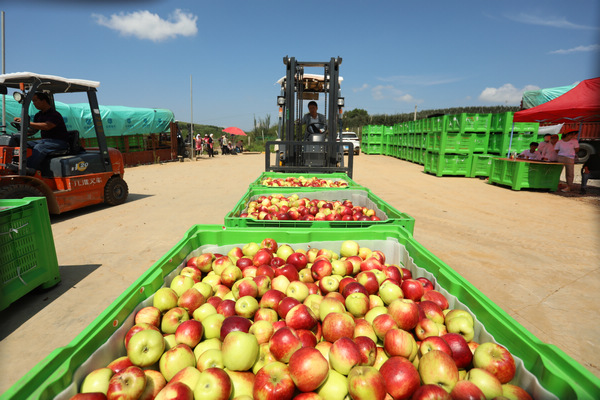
[72,177,103,187]
[74,161,89,172]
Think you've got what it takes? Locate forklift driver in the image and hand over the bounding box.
[301,101,327,141]
[10,92,69,175]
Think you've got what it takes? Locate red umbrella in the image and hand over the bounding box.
[223,127,247,136]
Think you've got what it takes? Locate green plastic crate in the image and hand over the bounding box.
[0,197,60,311]
[224,188,415,233]
[426,131,486,154]
[468,154,498,177]
[488,132,540,156]
[249,172,362,190]
[447,113,492,133]
[489,158,564,191]
[430,114,449,132]
[4,224,599,399]
[424,151,473,176]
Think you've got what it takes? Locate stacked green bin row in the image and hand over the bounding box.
[489,112,541,157]
[362,124,384,154]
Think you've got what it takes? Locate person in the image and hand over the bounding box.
[555,130,580,192]
[221,134,228,155]
[237,140,243,153]
[10,92,69,175]
[517,142,542,160]
[580,154,600,194]
[207,133,214,157]
[301,101,327,140]
[538,134,554,161]
[195,134,203,153]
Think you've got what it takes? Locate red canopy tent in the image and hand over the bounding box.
[513,77,600,123]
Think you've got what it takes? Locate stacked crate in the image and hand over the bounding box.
[488,112,540,157]
[423,113,492,177]
[362,125,384,154]
[360,125,370,154]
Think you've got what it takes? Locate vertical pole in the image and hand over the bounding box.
[1,11,5,131]
[190,74,194,159]
[414,104,417,121]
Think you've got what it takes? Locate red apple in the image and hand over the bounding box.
[401,279,425,302]
[472,342,516,384]
[220,315,252,341]
[269,327,302,363]
[387,298,420,331]
[379,356,421,400]
[329,337,362,375]
[321,312,355,343]
[442,333,473,369]
[288,347,329,392]
[383,328,417,359]
[277,296,301,320]
[411,384,452,400]
[106,366,146,400]
[134,306,162,328]
[421,290,449,310]
[285,304,318,331]
[347,366,387,400]
[259,289,286,311]
[354,336,377,366]
[252,361,295,400]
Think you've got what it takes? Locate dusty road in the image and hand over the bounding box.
[1,152,599,394]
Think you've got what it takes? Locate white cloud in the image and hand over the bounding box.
[506,13,598,30]
[478,84,540,104]
[377,75,463,86]
[352,83,369,93]
[371,85,421,104]
[549,44,600,54]
[93,9,198,42]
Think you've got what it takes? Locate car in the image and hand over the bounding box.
[339,132,361,155]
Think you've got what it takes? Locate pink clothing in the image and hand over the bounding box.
[538,141,558,162]
[519,149,542,160]
[554,139,579,158]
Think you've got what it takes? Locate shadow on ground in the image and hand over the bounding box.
[50,193,152,223]
[0,264,101,340]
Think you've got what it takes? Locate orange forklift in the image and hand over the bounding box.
[0,72,128,214]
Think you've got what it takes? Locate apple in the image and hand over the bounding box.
[271,275,291,294]
[159,343,196,382]
[196,348,224,371]
[180,265,202,283]
[465,368,503,399]
[189,253,215,273]
[224,369,255,399]
[168,366,201,393]
[107,356,134,374]
[253,307,279,324]
[220,315,253,341]
[353,318,378,344]
[422,290,449,310]
[472,342,516,384]
[379,356,421,399]
[418,350,459,393]
[177,287,206,315]
[400,279,425,302]
[220,265,243,288]
[387,298,420,331]
[253,249,273,267]
[222,331,259,371]
[302,293,323,317]
[174,319,204,348]
[69,394,107,400]
[329,337,362,375]
[355,271,379,295]
[360,257,383,272]
[341,281,368,298]
[441,333,473,369]
[127,329,165,367]
[383,328,417,360]
[235,295,259,318]
[288,347,329,392]
[354,336,377,366]
[445,316,475,342]
[237,256,254,270]
[268,327,302,363]
[345,292,370,318]
[212,256,233,276]
[134,306,162,328]
[411,384,452,400]
[287,252,308,271]
[106,366,146,400]
[139,369,166,400]
[80,368,113,395]
[321,312,355,343]
[161,307,190,334]
[216,299,236,317]
[232,278,258,300]
[415,318,440,340]
[331,259,352,276]
[252,343,277,374]
[364,306,388,326]
[377,280,404,305]
[318,296,346,321]
[311,259,332,281]
[202,273,221,289]
[285,303,318,331]
[502,383,533,400]
[249,320,275,344]
[276,244,294,261]
[286,281,310,302]
[416,277,435,293]
[418,301,445,324]
[444,309,474,327]
[340,240,360,257]
[347,366,387,400]
[192,302,217,322]
[228,246,245,261]
[154,381,193,400]
[206,295,223,310]
[260,289,286,311]
[277,296,301,320]
[253,275,272,297]
[296,328,318,347]
[153,288,179,313]
[384,265,402,282]
[368,294,385,310]
[252,361,295,400]
[318,275,340,294]
[124,323,160,350]
[372,313,399,341]
[449,380,485,400]
[420,336,453,358]
[201,313,225,340]
[170,275,195,297]
[213,284,231,299]
[298,268,314,283]
[316,369,349,400]
[193,337,222,362]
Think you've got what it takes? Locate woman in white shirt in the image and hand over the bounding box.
[554,131,580,192]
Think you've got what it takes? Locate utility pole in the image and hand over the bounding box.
[414,104,417,121]
[190,74,194,159]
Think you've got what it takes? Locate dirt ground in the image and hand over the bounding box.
[1,152,599,394]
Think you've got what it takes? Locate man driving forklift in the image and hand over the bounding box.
[8,92,69,175]
[301,101,327,141]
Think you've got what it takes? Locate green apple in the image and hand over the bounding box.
[318,296,346,321]
[196,348,224,371]
[303,293,323,317]
[378,281,403,305]
[446,316,475,342]
[340,240,360,258]
[364,306,388,325]
[242,242,260,257]
[444,309,474,326]
[192,303,217,322]
[316,369,349,400]
[465,367,503,399]
[163,334,177,351]
[276,244,295,261]
[159,343,196,381]
[80,367,113,394]
[194,367,233,400]
[201,313,225,340]
[235,295,259,319]
[193,337,222,362]
[222,331,259,371]
[170,275,195,297]
[345,292,370,318]
[225,369,255,398]
[418,349,459,393]
[286,281,310,302]
[127,329,165,367]
[161,307,190,334]
[192,281,213,299]
[271,275,290,293]
[153,287,179,313]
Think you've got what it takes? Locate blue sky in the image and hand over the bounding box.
[2,0,599,131]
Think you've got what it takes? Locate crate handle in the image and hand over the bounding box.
[17,266,28,285]
[1,223,29,240]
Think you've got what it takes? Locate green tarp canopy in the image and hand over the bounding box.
[1,97,174,138]
[521,83,577,109]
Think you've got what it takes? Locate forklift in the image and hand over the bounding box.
[0,72,128,214]
[265,56,354,178]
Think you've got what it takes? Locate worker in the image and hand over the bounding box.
[581,154,600,195]
[538,134,554,161]
[555,130,580,192]
[301,101,327,140]
[517,142,541,160]
[10,92,69,175]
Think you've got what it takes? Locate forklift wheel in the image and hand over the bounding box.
[104,176,129,206]
[0,184,45,199]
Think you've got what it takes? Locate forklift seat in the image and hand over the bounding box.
[47,130,84,157]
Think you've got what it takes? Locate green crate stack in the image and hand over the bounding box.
[467,154,498,178]
[488,113,540,157]
[489,158,563,191]
[361,125,370,153]
[424,151,473,177]
[383,126,393,156]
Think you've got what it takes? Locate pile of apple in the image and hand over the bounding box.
[239,194,381,222]
[72,239,534,400]
[260,176,349,188]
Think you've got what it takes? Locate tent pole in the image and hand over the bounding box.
[507,122,515,158]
